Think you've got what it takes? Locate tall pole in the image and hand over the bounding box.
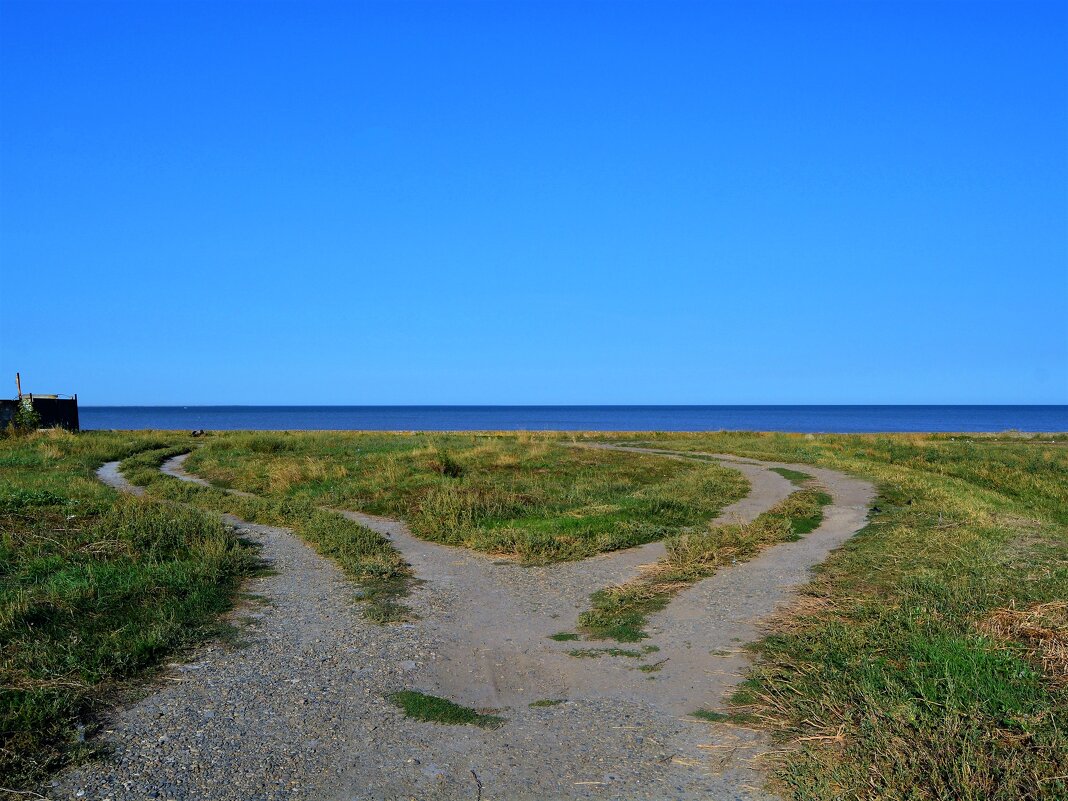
[15,372,22,400]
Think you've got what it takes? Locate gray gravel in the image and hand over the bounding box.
[48,449,873,801]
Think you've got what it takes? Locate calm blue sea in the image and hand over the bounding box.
[79,405,1068,433]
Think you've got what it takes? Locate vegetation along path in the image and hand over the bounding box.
[50,448,872,801]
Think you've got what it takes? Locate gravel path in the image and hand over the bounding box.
[48,448,872,801]
[586,447,875,716]
[95,460,144,496]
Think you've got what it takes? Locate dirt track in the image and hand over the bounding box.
[50,447,872,801]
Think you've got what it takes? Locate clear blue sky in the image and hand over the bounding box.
[1,0,1065,405]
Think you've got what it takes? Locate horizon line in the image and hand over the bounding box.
[79,402,1068,408]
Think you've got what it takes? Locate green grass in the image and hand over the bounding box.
[690,707,757,724]
[549,631,580,641]
[576,586,671,642]
[0,430,256,790]
[635,660,667,673]
[770,466,814,485]
[529,698,566,707]
[388,690,505,728]
[596,432,1068,801]
[577,487,832,642]
[566,646,656,659]
[691,708,729,722]
[788,489,832,535]
[182,432,750,564]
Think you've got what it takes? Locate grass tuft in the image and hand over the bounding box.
[690,708,758,724]
[770,467,813,485]
[636,659,667,673]
[567,647,647,659]
[388,691,505,728]
[692,708,729,722]
[549,631,580,641]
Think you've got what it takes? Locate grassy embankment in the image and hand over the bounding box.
[0,430,255,790]
[182,432,750,564]
[586,432,1068,801]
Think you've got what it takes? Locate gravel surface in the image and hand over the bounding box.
[48,449,873,801]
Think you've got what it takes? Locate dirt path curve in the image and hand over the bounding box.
[585,446,876,715]
[95,460,145,495]
[157,451,798,714]
[51,449,872,801]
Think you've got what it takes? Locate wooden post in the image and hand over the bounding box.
[15,372,22,399]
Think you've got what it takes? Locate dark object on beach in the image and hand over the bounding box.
[1,373,80,431]
[0,398,80,431]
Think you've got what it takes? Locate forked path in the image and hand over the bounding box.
[51,448,872,801]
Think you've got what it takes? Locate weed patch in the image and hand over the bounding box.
[567,647,651,659]
[389,691,505,728]
[690,708,758,724]
[635,659,667,673]
[770,467,812,485]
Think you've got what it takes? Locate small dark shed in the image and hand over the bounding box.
[2,374,81,431]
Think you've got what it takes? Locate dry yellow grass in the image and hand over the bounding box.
[267,461,304,493]
[267,457,349,493]
[978,601,1068,684]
